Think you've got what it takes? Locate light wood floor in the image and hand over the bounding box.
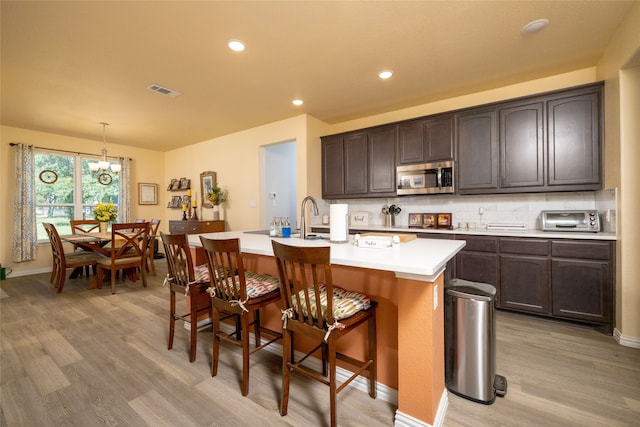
[1,263,639,427]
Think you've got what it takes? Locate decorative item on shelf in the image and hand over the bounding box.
[181,203,188,220]
[88,122,121,185]
[206,185,227,221]
[192,192,198,220]
[93,203,117,233]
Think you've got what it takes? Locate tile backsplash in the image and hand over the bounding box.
[315,188,617,231]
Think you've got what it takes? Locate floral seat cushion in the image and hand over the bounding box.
[292,284,371,321]
[203,267,280,299]
[193,264,210,283]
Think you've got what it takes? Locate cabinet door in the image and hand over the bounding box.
[397,115,453,165]
[547,90,601,187]
[500,102,544,188]
[552,259,611,324]
[455,252,499,288]
[456,109,499,192]
[397,120,424,165]
[424,115,454,161]
[344,133,368,195]
[500,254,551,315]
[321,135,345,198]
[368,126,396,194]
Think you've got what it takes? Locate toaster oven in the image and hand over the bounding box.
[540,210,601,232]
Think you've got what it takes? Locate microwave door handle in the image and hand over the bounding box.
[436,167,442,188]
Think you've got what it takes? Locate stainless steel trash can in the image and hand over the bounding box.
[445,278,506,404]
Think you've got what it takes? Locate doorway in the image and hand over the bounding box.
[261,141,297,230]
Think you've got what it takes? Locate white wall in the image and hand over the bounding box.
[261,141,297,229]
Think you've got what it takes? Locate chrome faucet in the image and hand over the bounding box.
[300,195,319,239]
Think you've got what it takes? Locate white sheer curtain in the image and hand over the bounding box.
[12,144,37,262]
[118,157,132,222]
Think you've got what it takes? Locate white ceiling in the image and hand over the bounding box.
[1,1,636,152]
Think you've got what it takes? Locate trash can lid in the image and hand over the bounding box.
[445,279,496,298]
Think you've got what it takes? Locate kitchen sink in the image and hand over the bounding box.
[243,229,271,235]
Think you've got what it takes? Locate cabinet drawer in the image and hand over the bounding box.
[169,220,224,235]
[500,238,549,255]
[457,235,498,252]
[551,240,612,260]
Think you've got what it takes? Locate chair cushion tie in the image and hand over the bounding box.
[281,308,294,329]
[324,320,345,342]
[230,298,249,313]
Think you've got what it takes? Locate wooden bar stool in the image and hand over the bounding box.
[271,240,378,427]
[160,232,234,362]
[199,236,282,396]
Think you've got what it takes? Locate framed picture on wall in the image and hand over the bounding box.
[138,183,158,205]
[200,171,217,208]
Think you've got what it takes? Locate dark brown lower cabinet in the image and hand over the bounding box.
[454,235,614,333]
[500,254,550,314]
[454,235,499,301]
[551,240,613,332]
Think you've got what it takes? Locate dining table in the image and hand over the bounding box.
[59,232,142,289]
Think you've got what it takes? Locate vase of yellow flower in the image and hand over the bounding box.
[206,186,227,220]
[93,203,117,233]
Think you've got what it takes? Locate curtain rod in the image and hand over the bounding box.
[9,142,132,160]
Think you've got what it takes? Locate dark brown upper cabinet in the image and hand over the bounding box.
[456,82,603,195]
[547,89,601,187]
[456,108,499,192]
[322,125,396,199]
[397,114,454,165]
[500,101,545,188]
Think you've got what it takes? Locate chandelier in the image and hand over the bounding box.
[89,122,121,185]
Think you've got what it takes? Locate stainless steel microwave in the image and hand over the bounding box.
[396,160,455,195]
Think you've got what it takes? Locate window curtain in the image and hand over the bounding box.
[12,144,37,262]
[119,157,132,222]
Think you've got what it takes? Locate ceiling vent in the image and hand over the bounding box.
[147,84,181,97]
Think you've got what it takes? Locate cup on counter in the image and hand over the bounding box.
[467,221,477,230]
[458,221,467,229]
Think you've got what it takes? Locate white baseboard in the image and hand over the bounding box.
[394,390,448,427]
[614,328,640,348]
[215,322,399,405]
[3,267,51,278]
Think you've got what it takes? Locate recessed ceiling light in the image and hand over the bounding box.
[379,70,393,80]
[292,99,304,106]
[521,19,549,34]
[228,39,245,52]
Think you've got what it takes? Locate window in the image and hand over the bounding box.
[35,151,120,240]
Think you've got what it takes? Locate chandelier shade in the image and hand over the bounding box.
[90,122,120,185]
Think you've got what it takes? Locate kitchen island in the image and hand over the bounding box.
[189,230,465,427]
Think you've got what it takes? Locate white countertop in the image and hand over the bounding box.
[311,224,617,241]
[188,230,466,282]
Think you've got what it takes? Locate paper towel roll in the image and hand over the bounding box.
[330,204,349,243]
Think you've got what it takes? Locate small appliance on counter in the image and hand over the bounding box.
[540,210,601,232]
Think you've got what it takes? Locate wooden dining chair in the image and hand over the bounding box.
[70,219,100,235]
[271,240,378,427]
[143,219,161,276]
[199,236,282,396]
[69,219,101,276]
[96,222,150,294]
[43,222,102,293]
[160,232,232,362]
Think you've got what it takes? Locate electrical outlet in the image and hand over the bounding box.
[434,284,438,310]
